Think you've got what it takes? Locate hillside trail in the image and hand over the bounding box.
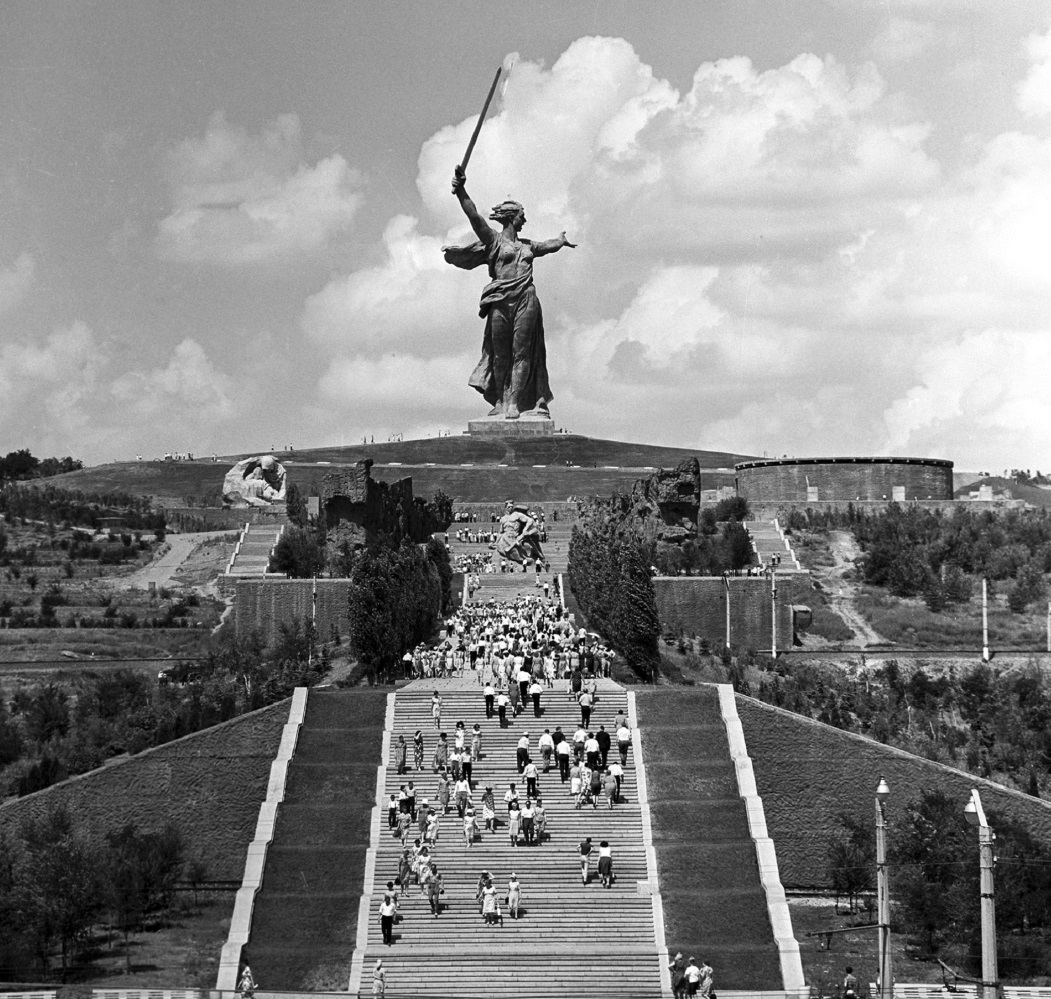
[104,531,227,591]
[813,530,885,647]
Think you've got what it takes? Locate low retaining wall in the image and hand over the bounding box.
[234,578,352,642]
[716,685,806,994]
[653,575,811,652]
[217,688,308,991]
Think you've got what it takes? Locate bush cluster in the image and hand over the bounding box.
[0,621,329,798]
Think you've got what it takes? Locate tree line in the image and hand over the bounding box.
[0,449,83,483]
[0,804,201,979]
[784,504,1051,612]
[0,484,167,533]
[0,621,328,798]
[828,789,1051,978]
[569,523,661,681]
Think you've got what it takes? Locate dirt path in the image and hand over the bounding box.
[107,531,231,591]
[813,531,886,647]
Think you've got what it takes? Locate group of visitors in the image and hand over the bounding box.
[476,869,524,923]
[379,594,640,960]
[669,952,715,997]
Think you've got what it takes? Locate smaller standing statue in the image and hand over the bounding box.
[222,455,287,508]
[491,500,549,568]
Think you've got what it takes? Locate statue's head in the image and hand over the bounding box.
[260,455,277,471]
[505,499,514,511]
[490,200,526,231]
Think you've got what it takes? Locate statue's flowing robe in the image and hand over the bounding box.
[443,234,552,412]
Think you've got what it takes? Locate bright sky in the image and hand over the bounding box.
[2,1,1050,472]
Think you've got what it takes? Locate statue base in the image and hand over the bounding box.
[468,413,555,438]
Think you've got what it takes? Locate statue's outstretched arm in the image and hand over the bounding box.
[452,166,494,245]
[532,231,578,256]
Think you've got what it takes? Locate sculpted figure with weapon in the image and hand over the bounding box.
[443,67,577,420]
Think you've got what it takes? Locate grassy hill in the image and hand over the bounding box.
[37,434,749,505]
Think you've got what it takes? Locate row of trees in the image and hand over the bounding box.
[569,523,661,680]
[786,505,1051,612]
[828,790,1051,977]
[0,621,328,798]
[0,805,198,977]
[347,537,453,683]
[0,449,82,482]
[0,485,167,532]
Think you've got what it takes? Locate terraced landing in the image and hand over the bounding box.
[637,687,783,989]
[247,690,388,990]
[354,678,664,998]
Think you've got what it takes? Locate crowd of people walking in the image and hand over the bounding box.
[377,594,633,949]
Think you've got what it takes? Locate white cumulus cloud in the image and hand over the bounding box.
[157,112,364,265]
[1018,26,1051,116]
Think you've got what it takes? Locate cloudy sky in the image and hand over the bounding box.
[2,1,1050,471]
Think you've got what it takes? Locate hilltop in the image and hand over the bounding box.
[35,434,750,505]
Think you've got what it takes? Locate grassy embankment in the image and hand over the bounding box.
[247,688,388,991]
[637,688,782,989]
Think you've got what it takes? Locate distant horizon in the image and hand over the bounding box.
[3,3,1050,470]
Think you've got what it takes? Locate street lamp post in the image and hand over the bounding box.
[876,777,892,999]
[965,789,999,999]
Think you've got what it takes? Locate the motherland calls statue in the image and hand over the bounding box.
[443,164,576,419]
[222,455,287,508]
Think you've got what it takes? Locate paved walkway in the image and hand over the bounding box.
[350,675,664,997]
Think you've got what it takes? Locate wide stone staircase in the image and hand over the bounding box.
[448,520,574,603]
[352,676,664,997]
[225,522,284,578]
[744,520,804,573]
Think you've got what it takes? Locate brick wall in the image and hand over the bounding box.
[0,700,290,880]
[653,575,812,651]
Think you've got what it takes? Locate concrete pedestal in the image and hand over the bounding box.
[467,414,555,437]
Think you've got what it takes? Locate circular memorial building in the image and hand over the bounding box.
[734,456,954,503]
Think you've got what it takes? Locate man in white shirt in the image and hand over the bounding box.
[584,732,600,769]
[617,722,632,765]
[608,760,624,801]
[537,729,555,772]
[516,732,530,773]
[556,736,571,783]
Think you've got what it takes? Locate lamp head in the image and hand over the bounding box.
[876,777,890,802]
[965,793,980,827]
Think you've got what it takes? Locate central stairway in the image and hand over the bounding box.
[352,676,664,997]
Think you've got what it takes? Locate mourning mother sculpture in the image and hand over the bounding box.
[442,164,576,420]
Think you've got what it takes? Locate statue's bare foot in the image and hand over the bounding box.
[505,403,520,419]
[487,404,503,417]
